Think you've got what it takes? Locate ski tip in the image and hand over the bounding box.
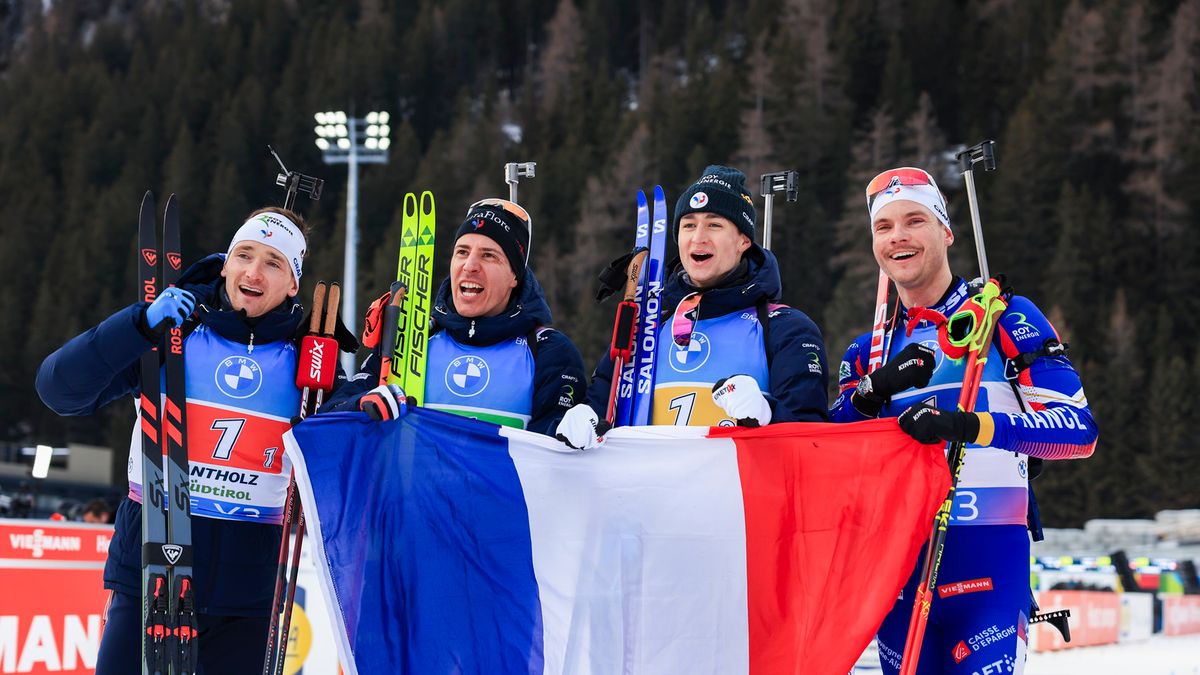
[420,191,435,213]
[653,185,665,200]
[141,190,155,204]
[637,190,648,207]
[404,192,418,215]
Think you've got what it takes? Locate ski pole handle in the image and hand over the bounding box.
[379,283,406,386]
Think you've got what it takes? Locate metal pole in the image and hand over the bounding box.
[341,117,359,375]
[955,140,997,282]
[961,170,989,281]
[762,194,775,250]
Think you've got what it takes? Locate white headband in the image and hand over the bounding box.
[868,181,951,229]
[227,212,307,282]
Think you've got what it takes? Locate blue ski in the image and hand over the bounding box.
[629,186,667,425]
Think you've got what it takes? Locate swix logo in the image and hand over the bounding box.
[952,640,971,663]
[162,544,183,564]
[142,248,158,266]
[167,252,182,271]
[308,340,325,380]
[8,530,82,558]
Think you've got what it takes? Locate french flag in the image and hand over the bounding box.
[285,410,949,675]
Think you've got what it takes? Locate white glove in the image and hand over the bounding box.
[555,403,601,450]
[711,375,772,427]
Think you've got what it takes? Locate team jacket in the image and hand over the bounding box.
[35,253,330,614]
[585,244,829,425]
[327,270,587,436]
[830,278,1098,529]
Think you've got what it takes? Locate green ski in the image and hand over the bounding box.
[389,191,435,404]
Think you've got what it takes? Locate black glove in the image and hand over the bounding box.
[897,403,980,445]
[852,343,937,416]
[359,384,409,421]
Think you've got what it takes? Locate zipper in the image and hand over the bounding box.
[247,332,255,354]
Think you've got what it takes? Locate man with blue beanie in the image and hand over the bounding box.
[557,165,829,448]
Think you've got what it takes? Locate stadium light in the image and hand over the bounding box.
[312,110,390,372]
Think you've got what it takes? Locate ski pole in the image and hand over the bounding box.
[955,141,996,282]
[504,161,536,204]
[264,282,338,675]
[378,281,406,386]
[898,280,1009,675]
[758,170,799,251]
[599,248,649,431]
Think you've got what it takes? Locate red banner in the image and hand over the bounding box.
[1162,595,1200,636]
[1031,590,1120,651]
[0,518,111,674]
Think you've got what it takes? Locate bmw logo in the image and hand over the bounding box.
[669,331,710,373]
[445,355,490,397]
[215,356,263,399]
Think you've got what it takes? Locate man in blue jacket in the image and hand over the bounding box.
[556,165,829,449]
[830,166,1097,674]
[338,198,588,435]
[37,207,344,674]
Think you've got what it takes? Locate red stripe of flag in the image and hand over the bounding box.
[710,419,950,675]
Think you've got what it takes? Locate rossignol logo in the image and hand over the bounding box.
[938,577,994,598]
[8,529,82,558]
[167,253,182,271]
[142,248,158,266]
[308,339,325,380]
[162,543,183,564]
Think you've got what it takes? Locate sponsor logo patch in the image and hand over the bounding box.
[689,191,709,209]
[445,354,490,397]
[952,639,972,664]
[938,577,994,598]
[215,356,263,399]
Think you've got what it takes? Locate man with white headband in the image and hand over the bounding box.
[830,167,1098,674]
[37,206,351,674]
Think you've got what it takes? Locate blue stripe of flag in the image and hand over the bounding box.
[291,409,545,674]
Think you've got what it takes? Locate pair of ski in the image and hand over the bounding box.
[137,191,197,675]
[262,282,341,675]
[602,187,668,429]
[385,191,436,400]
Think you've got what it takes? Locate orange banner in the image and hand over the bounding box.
[0,518,112,674]
[1031,590,1120,651]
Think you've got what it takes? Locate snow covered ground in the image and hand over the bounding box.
[853,634,1200,674]
[1024,634,1200,675]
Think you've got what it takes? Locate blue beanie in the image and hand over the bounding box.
[672,165,757,240]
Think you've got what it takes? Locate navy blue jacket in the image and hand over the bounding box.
[36,254,314,616]
[326,270,587,436]
[585,244,829,423]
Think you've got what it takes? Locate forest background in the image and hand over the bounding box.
[0,0,1197,526]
